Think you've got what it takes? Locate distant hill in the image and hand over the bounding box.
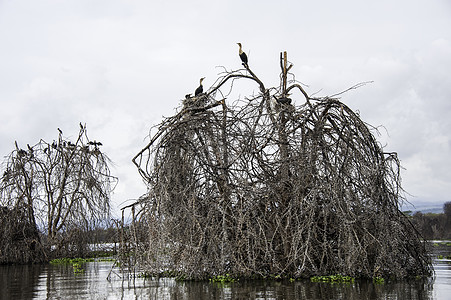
[401,203,444,216]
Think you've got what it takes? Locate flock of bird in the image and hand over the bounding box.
[13,126,103,160]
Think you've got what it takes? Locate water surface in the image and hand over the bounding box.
[1,256,450,299]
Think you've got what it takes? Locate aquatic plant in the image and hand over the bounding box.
[210,274,237,283]
[310,275,355,283]
[50,257,95,274]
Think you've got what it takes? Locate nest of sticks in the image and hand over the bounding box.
[132,53,432,280]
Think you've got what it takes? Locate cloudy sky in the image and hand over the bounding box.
[1,0,450,216]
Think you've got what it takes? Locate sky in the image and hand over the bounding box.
[0,0,450,217]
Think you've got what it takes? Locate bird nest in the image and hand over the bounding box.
[132,52,432,280]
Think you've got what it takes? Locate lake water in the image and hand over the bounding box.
[1,246,450,299]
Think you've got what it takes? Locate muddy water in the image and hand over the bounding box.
[1,248,450,299]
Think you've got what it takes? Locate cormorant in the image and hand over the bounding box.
[277,96,292,105]
[194,77,205,96]
[18,149,27,157]
[237,43,248,67]
[88,141,102,146]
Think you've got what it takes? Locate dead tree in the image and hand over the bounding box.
[0,125,117,260]
[132,52,432,280]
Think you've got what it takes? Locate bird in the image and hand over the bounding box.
[277,96,292,105]
[88,141,102,146]
[18,149,27,157]
[185,94,192,99]
[237,43,248,67]
[194,77,205,96]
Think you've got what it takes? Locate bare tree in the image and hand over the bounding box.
[0,125,117,259]
[132,52,432,280]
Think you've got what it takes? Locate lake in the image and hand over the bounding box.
[1,243,450,299]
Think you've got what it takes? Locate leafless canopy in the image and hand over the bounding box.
[132,52,432,280]
[0,125,117,261]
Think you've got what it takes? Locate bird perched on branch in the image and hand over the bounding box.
[276,96,292,105]
[89,141,103,147]
[18,149,27,157]
[194,77,205,96]
[237,43,248,67]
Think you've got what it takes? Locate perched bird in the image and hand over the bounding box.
[88,141,103,146]
[277,96,292,105]
[185,94,192,99]
[237,43,248,67]
[18,149,27,157]
[194,77,205,96]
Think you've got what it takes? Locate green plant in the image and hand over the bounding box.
[50,257,95,274]
[209,274,237,283]
[310,274,355,283]
[373,276,385,284]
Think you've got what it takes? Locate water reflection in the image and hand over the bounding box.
[0,260,450,299]
[0,264,43,300]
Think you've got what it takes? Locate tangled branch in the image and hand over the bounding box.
[132,52,431,280]
[0,125,117,261]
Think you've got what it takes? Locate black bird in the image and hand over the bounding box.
[277,96,292,105]
[88,141,102,146]
[185,94,192,99]
[194,77,205,96]
[237,43,248,67]
[18,149,27,157]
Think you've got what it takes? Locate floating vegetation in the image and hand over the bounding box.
[209,274,237,283]
[50,257,95,274]
[310,275,355,284]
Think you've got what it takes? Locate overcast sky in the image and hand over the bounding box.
[1,0,450,216]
